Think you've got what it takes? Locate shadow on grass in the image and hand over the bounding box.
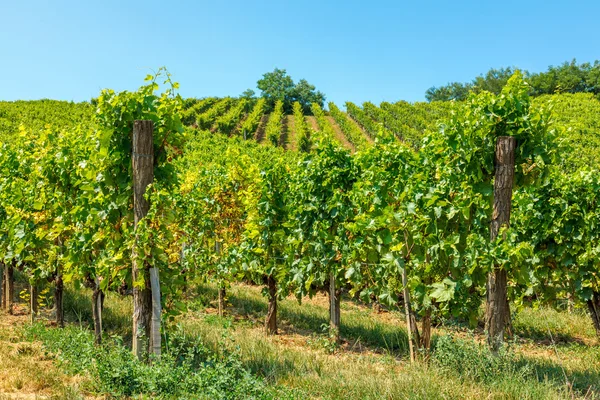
[194,283,600,395]
[434,334,600,397]
[512,325,590,346]
[56,283,600,396]
[193,283,411,356]
[63,287,132,343]
[524,356,600,395]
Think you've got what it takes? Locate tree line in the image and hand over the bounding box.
[426,59,600,102]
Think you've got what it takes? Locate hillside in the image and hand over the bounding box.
[2,94,598,163]
[1,84,600,399]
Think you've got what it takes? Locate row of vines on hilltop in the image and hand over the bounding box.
[2,70,600,364]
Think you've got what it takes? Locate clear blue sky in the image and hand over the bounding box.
[2,0,599,106]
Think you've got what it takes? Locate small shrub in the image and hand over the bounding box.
[432,335,534,383]
[23,323,286,399]
[306,323,340,354]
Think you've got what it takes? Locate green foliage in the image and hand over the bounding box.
[4,66,600,376]
[196,98,235,130]
[215,99,248,135]
[95,67,185,167]
[328,102,370,149]
[240,98,267,139]
[181,98,219,126]
[425,82,472,102]
[309,102,336,142]
[529,59,600,96]
[345,101,380,139]
[257,69,294,111]
[291,79,325,114]
[24,323,280,399]
[306,323,341,354]
[533,93,600,171]
[174,131,299,305]
[400,72,557,321]
[286,138,355,298]
[240,89,256,99]
[265,100,284,146]
[0,100,93,143]
[426,59,600,101]
[380,100,454,146]
[511,169,600,309]
[256,68,325,114]
[293,102,311,153]
[433,335,535,384]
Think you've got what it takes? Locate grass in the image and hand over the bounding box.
[1,281,600,399]
[0,314,86,399]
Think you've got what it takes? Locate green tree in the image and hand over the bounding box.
[472,67,516,94]
[257,68,295,111]
[427,59,600,102]
[425,82,472,102]
[256,69,325,114]
[240,89,256,99]
[291,79,325,114]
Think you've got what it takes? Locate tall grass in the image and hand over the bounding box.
[6,282,600,399]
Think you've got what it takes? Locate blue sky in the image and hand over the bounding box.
[1,0,599,106]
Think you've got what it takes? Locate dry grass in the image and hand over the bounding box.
[0,308,87,399]
[2,282,600,399]
[173,283,596,399]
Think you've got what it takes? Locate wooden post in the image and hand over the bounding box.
[92,278,103,345]
[485,136,516,352]
[329,272,341,342]
[401,266,416,362]
[265,275,277,335]
[149,267,161,357]
[215,240,226,317]
[6,263,14,315]
[0,262,4,310]
[30,283,38,323]
[218,286,226,317]
[181,242,188,294]
[421,308,432,357]
[587,292,600,339]
[132,120,155,359]
[55,274,64,327]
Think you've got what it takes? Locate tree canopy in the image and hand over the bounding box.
[256,68,325,114]
[426,59,600,102]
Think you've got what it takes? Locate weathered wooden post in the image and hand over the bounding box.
[149,267,161,357]
[54,274,64,327]
[401,265,418,362]
[6,262,14,315]
[0,262,4,310]
[587,292,600,338]
[132,120,161,359]
[91,277,103,345]
[329,272,341,342]
[265,275,277,335]
[485,136,516,352]
[30,282,38,323]
[215,240,226,317]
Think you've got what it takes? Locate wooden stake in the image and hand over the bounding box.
[132,120,155,359]
[265,275,277,335]
[30,283,38,323]
[6,263,14,315]
[92,278,103,345]
[0,262,4,310]
[485,136,516,352]
[401,265,416,362]
[149,267,162,357]
[329,272,341,342]
[55,274,64,327]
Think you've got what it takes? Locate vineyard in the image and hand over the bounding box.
[2,70,600,399]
